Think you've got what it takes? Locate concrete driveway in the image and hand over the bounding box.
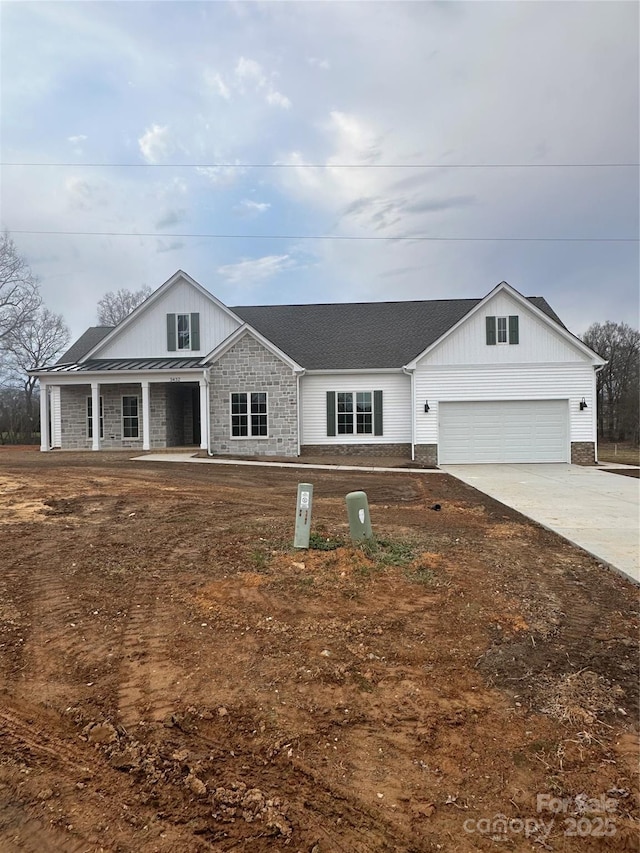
[441,464,639,583]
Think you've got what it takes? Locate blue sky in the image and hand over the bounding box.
[1,1,638,342]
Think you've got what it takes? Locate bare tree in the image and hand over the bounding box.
[3,308,70,439]
[583,321,640,444]
[97,286,152,325]
[0,232,41,343]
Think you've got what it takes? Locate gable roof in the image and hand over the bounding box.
[81,270,243,361]
[57,326,113,364]
[232,295,564,370]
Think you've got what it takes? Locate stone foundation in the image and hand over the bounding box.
[414,444,438,467]
[571,441,596,466]
[301,443,412,459]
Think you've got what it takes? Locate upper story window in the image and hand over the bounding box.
[486,315,519,346]
[166,313,200,351]
[177,314,190,350]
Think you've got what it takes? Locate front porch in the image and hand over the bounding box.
[41,377,209,452]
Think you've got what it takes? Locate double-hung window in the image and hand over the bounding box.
[486,315,519,345]
[231,392,268,438]
[177,314,190,350]
[327,390,383,437]
[122,396,139,438]
[87,396,104,439]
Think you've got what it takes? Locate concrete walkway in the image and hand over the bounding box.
[441,463,640,584]
[132,452,445,475]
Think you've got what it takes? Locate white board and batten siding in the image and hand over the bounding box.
[426,291,586,366]
[300,373,411,445]
[94,276,241,360]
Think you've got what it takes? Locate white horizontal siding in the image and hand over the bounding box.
[301,373,411,445]
[95,277,241,359]
[423,291,586,365]
[415,363,596,445]
[50,386,61,447]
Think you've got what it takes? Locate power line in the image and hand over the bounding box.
[9,229,638,242]
[1,161,638,169]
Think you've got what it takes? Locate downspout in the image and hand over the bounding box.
[295,369,306,457]
[402,366,415,461]
[594,363,606,463]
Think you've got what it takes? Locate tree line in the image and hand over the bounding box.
[0,232,638,446]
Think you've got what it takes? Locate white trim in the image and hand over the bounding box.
[201,324,302,372]
[91,382,101,451]
[141,381,150,450]
[81,271,245,361]
[229,391,269,440]
[121,394,140,439]
[404,281,606,368]
[305,368,403,375]
[39,380,49,451]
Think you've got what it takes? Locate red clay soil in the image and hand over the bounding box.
[0,450,638,852]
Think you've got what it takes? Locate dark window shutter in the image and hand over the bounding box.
[508,315,519,345]
[373,390,383,436]
[326,391,336,436]
[167,314,176,351]
[191,313,200,350]
[486,316,496,345]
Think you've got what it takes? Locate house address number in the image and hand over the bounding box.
[169,377,181,382]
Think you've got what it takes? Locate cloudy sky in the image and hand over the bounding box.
[1,1,638,342]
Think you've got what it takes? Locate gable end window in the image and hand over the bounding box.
[166,313,200,351]
[87,396,104,439]
[326,390,383,437]
[231,392,268,438]
[486,315,519,345]
[122,395,139,438]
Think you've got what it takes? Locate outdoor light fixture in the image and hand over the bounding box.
[424,401,430,413]
[579,398,588,410]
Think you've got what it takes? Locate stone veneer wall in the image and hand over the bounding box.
[60,384,145,449]
[571,441,596,466]
[414,444,438,467]
[301,443,412,459]
[209,335,298,457]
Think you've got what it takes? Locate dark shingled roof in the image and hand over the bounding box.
[56,294,565,371]
[57,326,113,364]
[232,296,564,370]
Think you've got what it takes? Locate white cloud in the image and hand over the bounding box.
[204,70,231,100]
[196,163,247,187]
[307,57,330,70]
[217,254,295,285]
[266,89,291,109]
[67,134,87,145]
[138,123,172,164]
[235,56,267,89]
[234,199,271,217]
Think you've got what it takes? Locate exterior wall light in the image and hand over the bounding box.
[579,398,588,410]
[424,401,430,413]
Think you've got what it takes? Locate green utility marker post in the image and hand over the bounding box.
[346,491,373,543]
[294,483,314,549]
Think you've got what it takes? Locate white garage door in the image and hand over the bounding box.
[439,400,569,464]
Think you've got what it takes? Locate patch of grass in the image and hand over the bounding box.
[308,531,344,551]
[598,442,640,465]
[250,549,271,571]
[405,565,436,586]
[358,536,417,567]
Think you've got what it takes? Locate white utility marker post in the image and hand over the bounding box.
[294,483,314,549]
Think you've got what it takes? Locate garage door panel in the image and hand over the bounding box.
[439,400,568,464]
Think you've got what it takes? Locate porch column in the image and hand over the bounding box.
[91,382,100,451]
[39,381,49,451]
[141,380,151,451]
[199,378,208,450]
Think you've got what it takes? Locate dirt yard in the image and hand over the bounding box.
[0,450,638,852]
